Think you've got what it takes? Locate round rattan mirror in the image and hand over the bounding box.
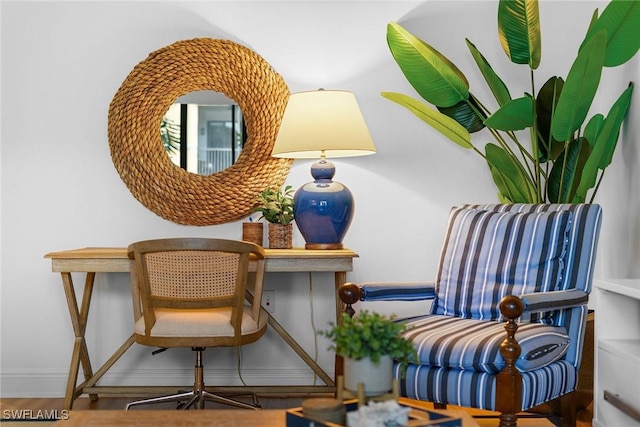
[108,38,292,225]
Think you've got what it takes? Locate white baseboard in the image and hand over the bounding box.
[0,368,334,398]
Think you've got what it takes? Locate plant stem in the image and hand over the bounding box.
[530,68,543,202]
[469,97,522,162]
[558,140,570,202]
[471,96,539,201]
[590,170,605,203]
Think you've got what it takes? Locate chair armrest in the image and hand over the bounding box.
[520,289,588,314]
[339,282,436,317]
[361,282,437,301]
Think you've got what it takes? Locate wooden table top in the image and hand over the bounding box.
[45,247,358,274]
[45,247,359,260]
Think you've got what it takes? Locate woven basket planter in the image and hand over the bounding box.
[242,222,264,246]
[268,223,292,249]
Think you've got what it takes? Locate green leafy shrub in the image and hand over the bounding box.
[320,311,417,373]
[253,185,295,225]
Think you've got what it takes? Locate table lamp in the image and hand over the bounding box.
[271,89,376,249]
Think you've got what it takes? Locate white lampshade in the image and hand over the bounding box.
[271,90,376,159]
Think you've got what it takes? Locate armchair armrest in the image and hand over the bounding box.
[361,282,437,301]
[520,289,588,314]
[339,282,436,317]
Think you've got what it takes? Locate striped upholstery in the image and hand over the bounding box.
[395,359,578,411]
[463,204,602,294]
[459,204,602,366]
[381,204,603,412]
[432,207,573,321]
[361,282,437,301]
[401,314,569,373]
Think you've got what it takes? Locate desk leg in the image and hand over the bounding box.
[61,272,97,410]
[334,271,347,381]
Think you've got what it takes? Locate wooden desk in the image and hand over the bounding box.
[45,247,358,410]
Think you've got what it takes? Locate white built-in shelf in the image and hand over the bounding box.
[593,279,640,427]
[597,278,640,300]
[599,339,640,362]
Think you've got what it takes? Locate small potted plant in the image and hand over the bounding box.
[253,185,295,249]
[321,311,417,396]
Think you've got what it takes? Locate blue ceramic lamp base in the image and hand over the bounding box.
[293,159,354,250]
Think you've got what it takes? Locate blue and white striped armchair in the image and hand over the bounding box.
[340,204,602,427]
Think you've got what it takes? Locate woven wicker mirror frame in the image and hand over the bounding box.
[108,38,292,226]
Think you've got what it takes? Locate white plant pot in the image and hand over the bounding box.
[344,355,393,396]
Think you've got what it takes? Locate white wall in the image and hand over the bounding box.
[1,0,638,397]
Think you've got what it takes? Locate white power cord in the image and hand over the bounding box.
[236,346,248,386]
[308,272,319,386]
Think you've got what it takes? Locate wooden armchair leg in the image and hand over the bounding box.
[560,392,577,427]
[497,296,525,427]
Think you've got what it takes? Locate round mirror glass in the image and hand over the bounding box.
[162,91,245,175]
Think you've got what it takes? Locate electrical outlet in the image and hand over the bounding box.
[262,290,275,313]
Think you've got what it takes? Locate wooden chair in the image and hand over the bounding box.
[340,204,602,427]
[126,238,267,410]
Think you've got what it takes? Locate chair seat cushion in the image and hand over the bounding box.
[402,314,569,373]
[136,305,263,337]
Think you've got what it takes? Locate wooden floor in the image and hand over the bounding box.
[0,396,593,426]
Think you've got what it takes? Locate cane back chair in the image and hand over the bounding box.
[126,238,268,410]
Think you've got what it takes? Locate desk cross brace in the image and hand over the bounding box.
[60,271,337,410]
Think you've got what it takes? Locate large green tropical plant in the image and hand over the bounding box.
[383,0,639,203]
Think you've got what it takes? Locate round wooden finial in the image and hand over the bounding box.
[339,283,362,306]
[499,295,525,320]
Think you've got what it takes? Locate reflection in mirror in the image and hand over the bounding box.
[161,91,245,175]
